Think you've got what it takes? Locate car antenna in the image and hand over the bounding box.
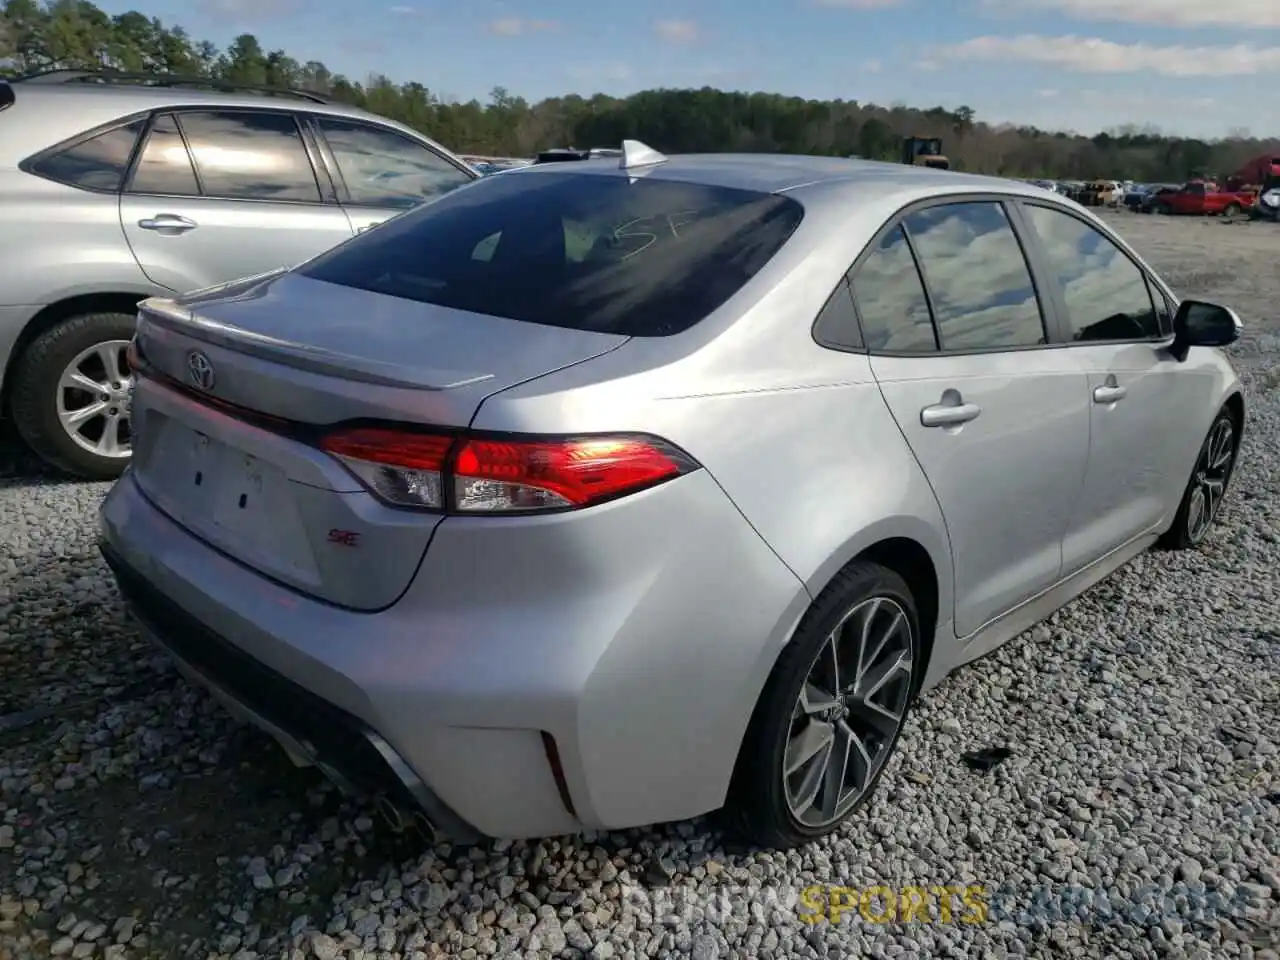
[619,140,668,171]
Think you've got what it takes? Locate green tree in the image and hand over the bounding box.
[1,0,1275,181]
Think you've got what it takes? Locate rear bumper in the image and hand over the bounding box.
[99,467,809,839]
[100,542,480,842]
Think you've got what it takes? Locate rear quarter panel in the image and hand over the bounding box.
[0,173,158,307]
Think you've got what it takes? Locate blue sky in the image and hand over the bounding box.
[92,0,1280,139]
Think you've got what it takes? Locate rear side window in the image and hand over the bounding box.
[176,111,321,203]
[28,119,147,192]
[128,113,199,196]
[313,117,472,209]
[903,202,1046,350]
[849,225,935,353]
[299,172,804,336]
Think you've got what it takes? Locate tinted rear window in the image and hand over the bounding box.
[28,119,147,191]
[299,172,804,336]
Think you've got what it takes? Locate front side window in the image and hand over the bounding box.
[314,117,472,209]
[849,225,935,353]
[1022,204,1159,342]
[903,202,1045,350]
[175,110,321,203]
[300,172,803,336]
[29,119,147,191]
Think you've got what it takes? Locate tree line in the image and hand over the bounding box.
[2,0,1276,182]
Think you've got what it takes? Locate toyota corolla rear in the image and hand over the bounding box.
[98,166,815,840]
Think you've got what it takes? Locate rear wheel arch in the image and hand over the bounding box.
[2,292,148,416]
[728,534,943,773]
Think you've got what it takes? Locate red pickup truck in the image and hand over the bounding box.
[1151,180,1257,216]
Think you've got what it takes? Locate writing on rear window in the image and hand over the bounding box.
[299,173,804,337]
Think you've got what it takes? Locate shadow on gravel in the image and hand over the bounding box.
[0,427,76,489]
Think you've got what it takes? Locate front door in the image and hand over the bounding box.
[306,115,475,235]
[1017,203,1213,571]
[853,202,1092,639]
[119,109,353,294]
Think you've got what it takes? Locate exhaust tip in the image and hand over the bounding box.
[375,794,407,834]
[412,811,437,844]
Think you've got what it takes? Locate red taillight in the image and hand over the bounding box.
[319,427,697,514]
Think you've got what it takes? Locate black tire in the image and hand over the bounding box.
[723,561,921,848]
[1154,202,1171,215]
[1157,408,1239,551]
[9,312,138,480]
[1223,203,1241,218]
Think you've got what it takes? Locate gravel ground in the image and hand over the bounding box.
[1,210,1278,960]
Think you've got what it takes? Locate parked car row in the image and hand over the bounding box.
[0,70,479,477]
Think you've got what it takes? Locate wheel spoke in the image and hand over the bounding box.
[1202,478,1223,524]
[60,369,105,394]
[817,721,854,821]
[840,721,875,803]
[1207,422,1232,471]
[786,719,834,775]
[59,400,107,428]
[97,415,125,456]
[1187,490,1206,540]
[852,651,912,738]
[796,682,840,717]
[97,343,125,385]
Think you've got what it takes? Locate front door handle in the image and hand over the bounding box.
[1093,384,1127,404]
[357,222,383,234]
[138,214,198,234]
[920,397,982,428]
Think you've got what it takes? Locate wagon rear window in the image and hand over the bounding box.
[299,172,804,336]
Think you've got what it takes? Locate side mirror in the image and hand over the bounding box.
[1169,299,1242,362]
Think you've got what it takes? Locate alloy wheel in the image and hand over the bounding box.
[55,340,134,461]
[783,596,914,828]
[1186,417,1235,543]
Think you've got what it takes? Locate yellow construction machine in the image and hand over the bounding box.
[902,136,950,170]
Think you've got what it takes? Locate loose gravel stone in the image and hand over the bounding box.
[2,211,1279,959]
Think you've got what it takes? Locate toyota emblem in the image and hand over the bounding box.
[187,351,215,391]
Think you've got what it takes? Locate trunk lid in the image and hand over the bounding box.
[129,270,628,610]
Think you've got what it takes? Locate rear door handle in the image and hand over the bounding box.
[138,214,198,234]
[920,401,982,428]
[357,222,383,233]
[1093,384,1127,404]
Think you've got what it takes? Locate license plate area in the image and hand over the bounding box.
[135,416,320,583]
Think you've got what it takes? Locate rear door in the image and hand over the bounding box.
[858,199,1092,639]
[305,115,475,234]
[119,109,354,294]
[1016,202,1212,572]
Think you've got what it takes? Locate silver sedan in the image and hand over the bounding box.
[99,143,1245,848]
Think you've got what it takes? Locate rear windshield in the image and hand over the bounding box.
[299,171,804,336]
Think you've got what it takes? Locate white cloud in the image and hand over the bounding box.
[389,4,415,13]
[654,20,699,44]
[862,59,883,73]
[486,17,556,36]
[934,34,1280,76]
[983,0,1280,28]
